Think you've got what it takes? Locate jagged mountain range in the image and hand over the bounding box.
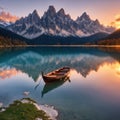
[7,6,115,39]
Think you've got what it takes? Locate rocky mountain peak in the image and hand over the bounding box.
[8,6,115,39]
[94,19,100,24]
[66,14,71,19]
[26,9,41,25]
[57,8,65,16]
[46,5,56,17]
[77,12,91,22]
[32,9,39,17]
[29,9,40,19]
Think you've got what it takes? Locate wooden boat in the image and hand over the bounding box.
[42,67,70,83]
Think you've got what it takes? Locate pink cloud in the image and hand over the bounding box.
[0,11,19,22]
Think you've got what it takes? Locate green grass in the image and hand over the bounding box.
[0,100,51,120]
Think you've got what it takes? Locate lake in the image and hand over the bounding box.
[0,47,120,120]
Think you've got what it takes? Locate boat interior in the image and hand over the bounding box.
[46,67,70,77]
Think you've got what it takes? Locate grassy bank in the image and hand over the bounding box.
[0,98,51,120]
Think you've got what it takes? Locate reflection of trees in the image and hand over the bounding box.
[0,47,115,81]
[99,47,120,63]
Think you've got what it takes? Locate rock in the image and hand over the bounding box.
[35,118,42,120]
[23,91,30,96]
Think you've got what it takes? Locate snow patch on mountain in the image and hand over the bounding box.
[8,6,115,39]
[0,19,11,28]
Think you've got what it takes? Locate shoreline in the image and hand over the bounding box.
[0,44,120,48]
[0,98,58,120]
[21,98,58,120]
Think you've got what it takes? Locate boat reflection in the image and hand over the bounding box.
[41,78,71,97]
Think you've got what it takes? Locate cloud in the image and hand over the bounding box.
[110,22,115,26]
[115,14,120,22]
[110,14,120,29]
[116,18,120,22]
[0,0,18,22]
[0,11,19,22]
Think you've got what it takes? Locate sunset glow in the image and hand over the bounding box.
[0,11,19,22]
[111,14,120,29]
[115,63,120,76]
[0,68,21,79]
[111,22,120,29]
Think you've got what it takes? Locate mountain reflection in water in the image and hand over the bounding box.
[0,47,120,120]
[0,47,117,81]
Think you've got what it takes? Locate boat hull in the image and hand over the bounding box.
[42,67,70,83]
[43,75,69,83]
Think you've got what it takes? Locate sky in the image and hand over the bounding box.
[0,0,120,28]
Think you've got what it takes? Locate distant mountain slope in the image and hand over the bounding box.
[96,29,120,45]
[28,32,109,45]
[0,25,110,46]
[0,25,109,46]
[107,29,120,39]
[0,27,27,46]
[8,6,114,39]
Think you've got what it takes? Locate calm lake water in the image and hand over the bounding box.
[0,47,120,120]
